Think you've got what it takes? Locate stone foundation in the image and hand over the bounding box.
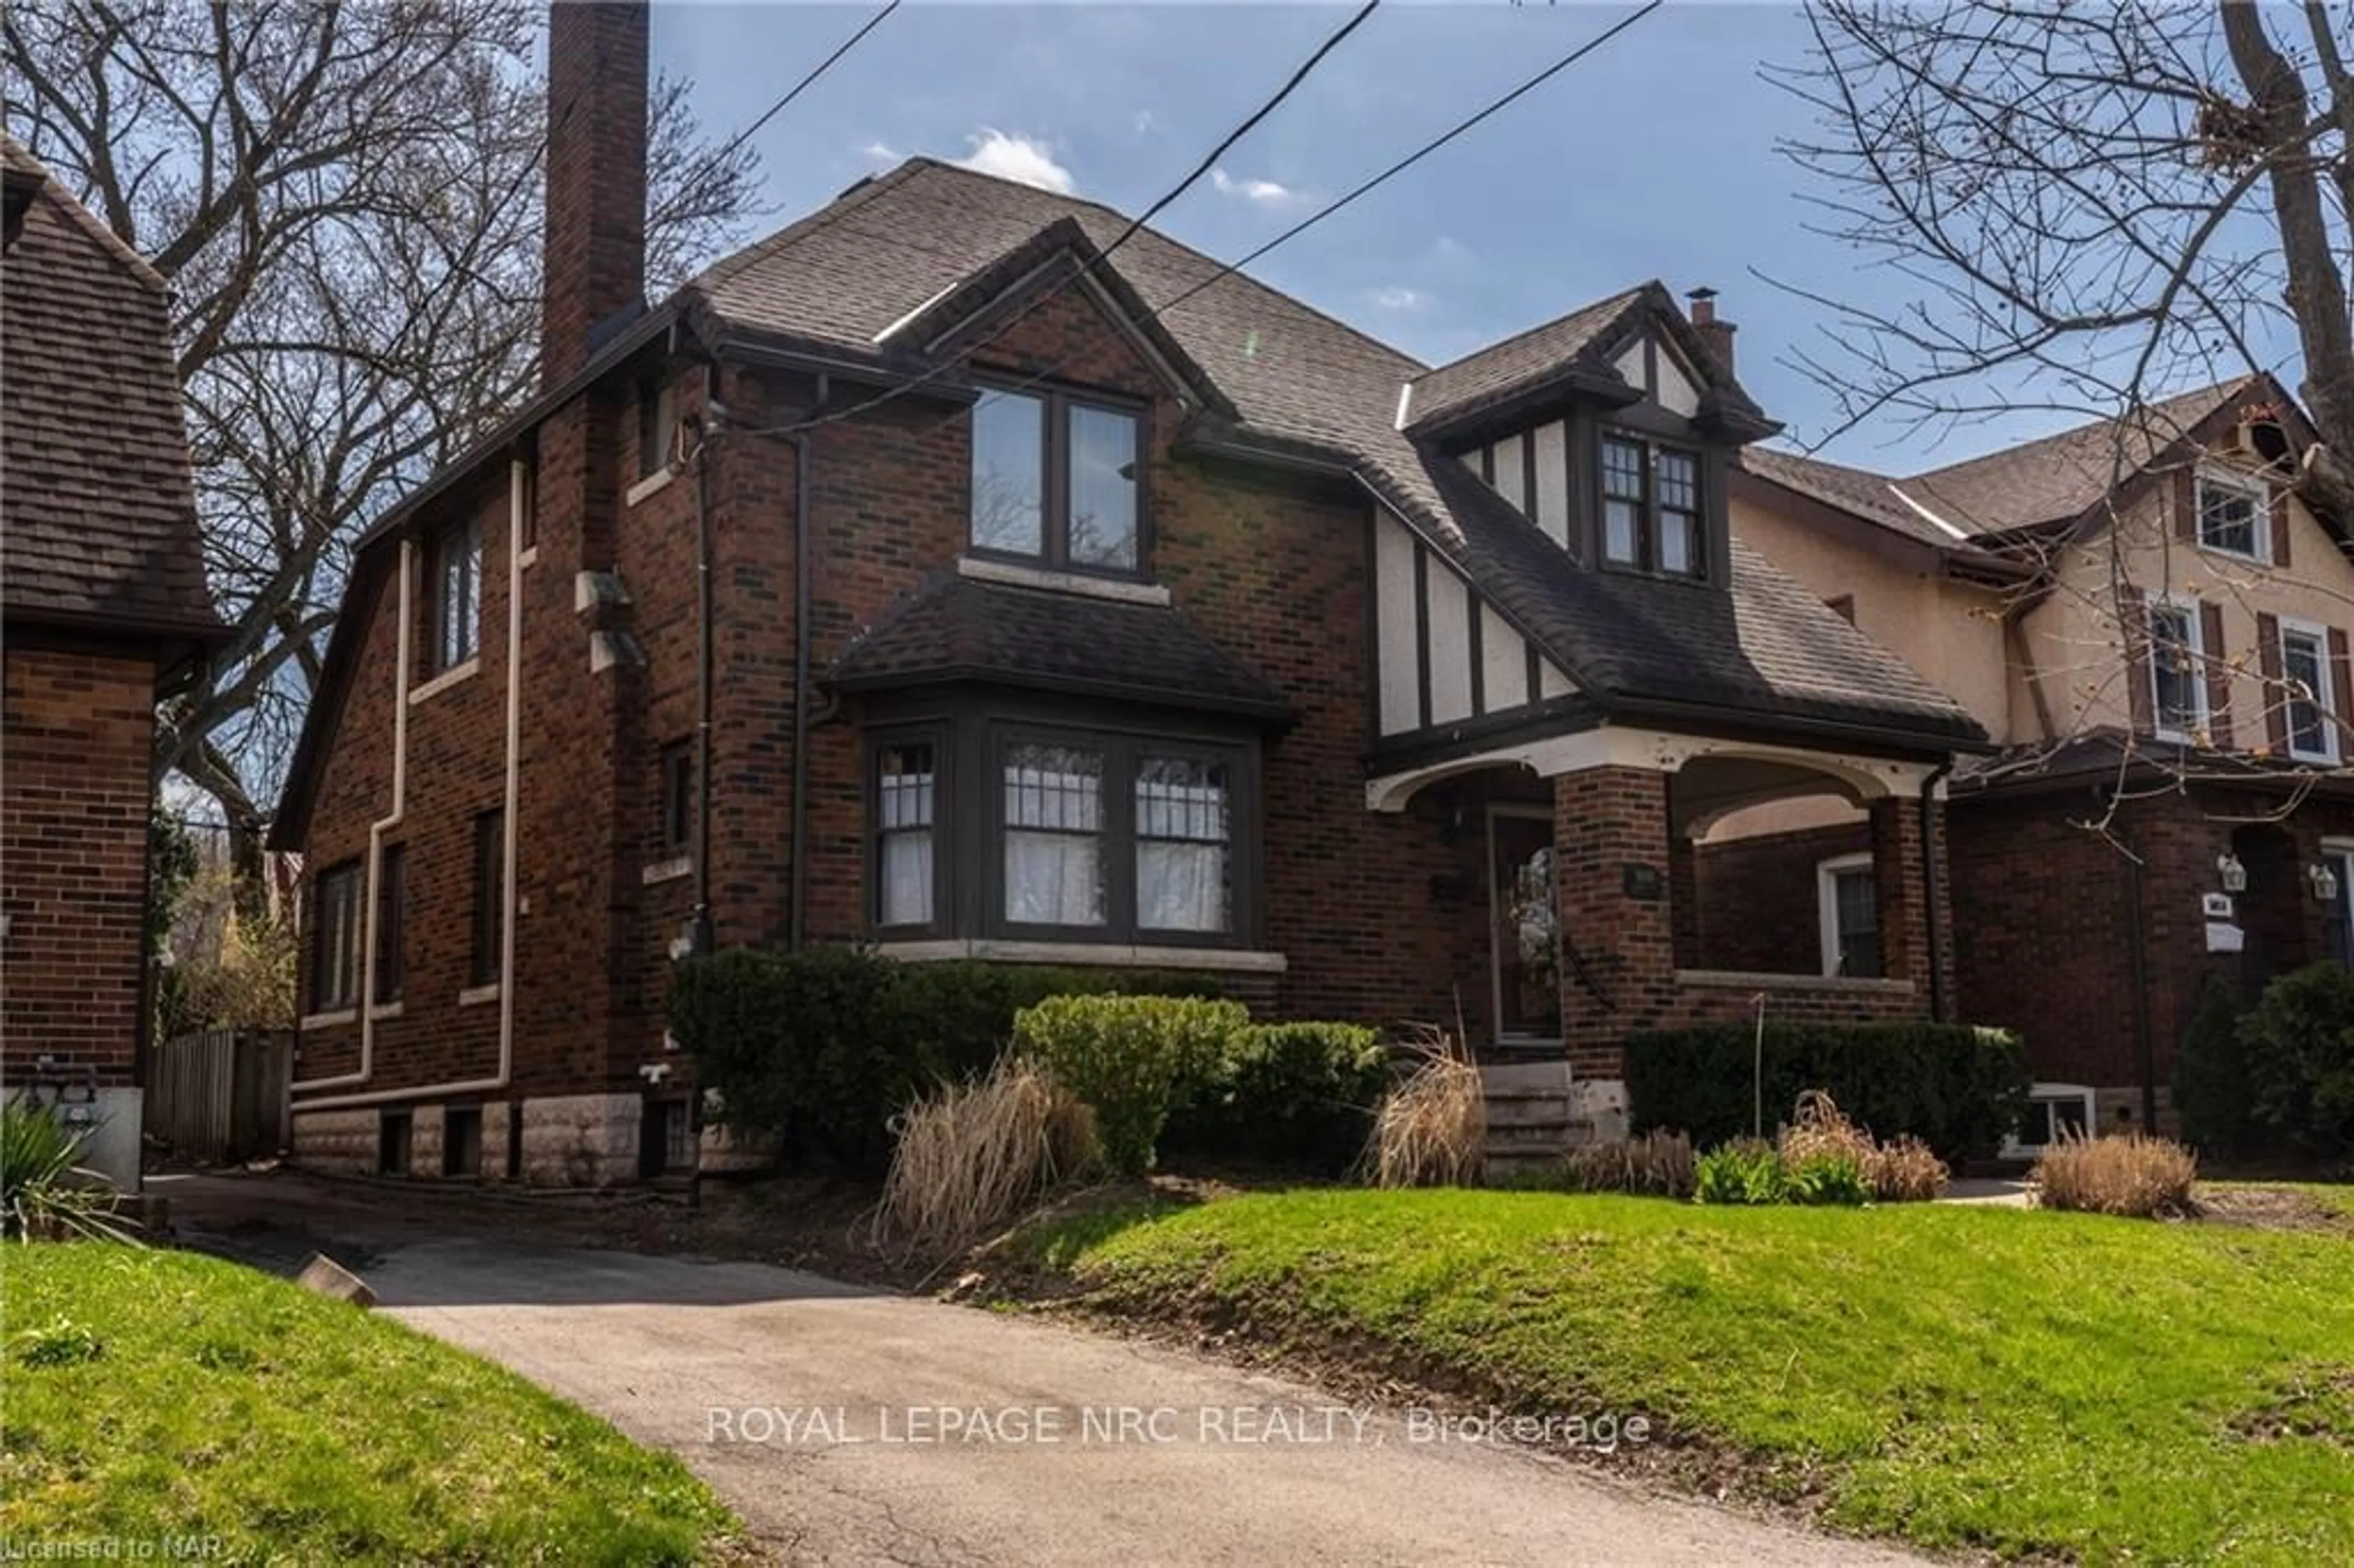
[405,1104,446,1176]
[520,1093,642,1187]
[480,1099,514,1180]
[290,1108,378,1175]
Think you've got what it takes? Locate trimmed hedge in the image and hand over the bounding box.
[666,946,1216,1173]
[2174,975,2255,1157]
[1626,1020,2028,1160]
[2238,961,2354,1157]
[1164,1021,1390,1176]
[1015,995,1251,1176]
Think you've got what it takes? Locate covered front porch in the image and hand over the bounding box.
[1369,725,1953,1144]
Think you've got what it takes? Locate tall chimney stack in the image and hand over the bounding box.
[1686,285,1735,378]
[542,1,649,388]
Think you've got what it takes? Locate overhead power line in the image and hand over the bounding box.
[692,0,903,194]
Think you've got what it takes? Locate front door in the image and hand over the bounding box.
[1490,809,1561,1042]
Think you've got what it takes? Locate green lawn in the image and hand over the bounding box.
[1036,1190,2354,1564]
[1,1244,738,1564]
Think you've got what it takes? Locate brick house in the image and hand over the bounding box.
[270,2,1985,1184]
[1735,375,2354,1147]
[1,138,227,1188]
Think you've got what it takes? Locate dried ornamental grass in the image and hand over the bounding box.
[1866,1135,1949,1203]
[1564,1130,1696,1198]
[875,1056,1099,1251]
[1366,1027,1484,1189]
[1778,1090,1949,1203]
[2031,1132,2198,1219]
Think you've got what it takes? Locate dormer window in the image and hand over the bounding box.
[970,385,1143,575]
[1600,433,1703,578]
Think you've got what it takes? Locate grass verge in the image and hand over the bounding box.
[1,1244,739,1564]
[1030,1188,2354,1564]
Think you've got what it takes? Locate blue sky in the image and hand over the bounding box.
[653,2,2280,470]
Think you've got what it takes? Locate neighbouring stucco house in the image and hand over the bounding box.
[1,137,227,1188]
[1734,373,2354,1150]
[268,1,1987,1186]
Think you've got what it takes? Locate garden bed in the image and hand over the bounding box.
[1007,1187,2354,1564]
[1,1243,742,1562]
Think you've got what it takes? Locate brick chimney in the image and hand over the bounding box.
[1686,286,1735,379]
[542,1,649,388]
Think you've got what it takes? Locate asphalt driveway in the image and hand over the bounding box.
[166,1173,1929,1567]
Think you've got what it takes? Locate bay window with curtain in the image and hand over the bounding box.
[865,712,1259,950]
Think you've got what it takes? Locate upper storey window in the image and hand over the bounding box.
[970,386,1142,574]
[1600,433,1703,579]
[2196,469,2268,562]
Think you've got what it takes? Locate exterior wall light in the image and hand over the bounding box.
[2309,861,2341,904]
[2216,853,2249,893]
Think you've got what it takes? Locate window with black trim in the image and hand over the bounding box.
[659,740,694,854]
[373,843,405,1006]
[425,516,481,673]
[874,739,939,930]
[969,386,1142,573]
[1599,433,1704,578]
[310,861,362,1013]
[471,808,505,987]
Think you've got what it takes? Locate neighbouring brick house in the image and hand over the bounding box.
[270,2,1986,1185]
[1735,374,2354,1148]
[1,137,227,1188]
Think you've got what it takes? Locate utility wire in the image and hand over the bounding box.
[735,0,1384,441]
[677,0,902,212]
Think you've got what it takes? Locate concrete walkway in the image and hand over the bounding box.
[169,1174,1930,1567]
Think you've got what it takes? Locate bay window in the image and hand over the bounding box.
[969,386,1142,574]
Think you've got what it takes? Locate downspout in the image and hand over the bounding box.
[691,362,717,955]
[292,538,413,1093]
[293,456,527,1110]
[1919,758,1953,1022]
[788,373,827,951]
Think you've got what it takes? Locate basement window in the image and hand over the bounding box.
[379,1109,413,1176]
[443,1107,483,1178]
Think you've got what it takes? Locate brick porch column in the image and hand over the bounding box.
[1867,794,1952,1010]
[1554,766,1680,1078]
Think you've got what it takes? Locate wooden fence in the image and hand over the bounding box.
[147,1028,292,1166]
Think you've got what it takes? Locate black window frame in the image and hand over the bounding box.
[869,728,950,936]
[372,843,405,1007]
[965,381,1149,579]
[310,860,362,1013]
[471,807,505,988]
[658,739,695,856]
[1597,428,1707,581]
[424,514,481,676]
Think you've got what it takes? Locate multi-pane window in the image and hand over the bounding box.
[874,741,937,929]
[311,862,362,1013]
[969,387,1141,573]
[2147,600,2204,739]
[1136,756,1230,934]
[427,517,480,674]
[2280,625,2335,761]
[1599,433,1704,577]
[2197,471,2266,560]
[373,843,405,1007]
[1002,743,1107,927]
[1818,855,1882,979]
[471,808,505,988]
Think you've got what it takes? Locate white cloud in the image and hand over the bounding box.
[1132,109,1158,136]
[1367,286,1430,313]
[1210,167,1298,205]
[954,129,1076,194]
[858,140,902,164]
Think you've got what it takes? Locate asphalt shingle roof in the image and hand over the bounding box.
[1406,286,1645,431]
[690,159,1982,752]
[829,572,1290,719]
[1,137,220,639]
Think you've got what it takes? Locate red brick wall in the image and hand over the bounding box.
[541,2,646,387]
[2,644,158,1084]
[1693,821,1870,974]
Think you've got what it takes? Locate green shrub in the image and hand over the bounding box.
[1016,995,1250,1176]
[1693,1139,1787,1205]
[1,1105,132,1243]
[1626,1020,2028,1160]
[1164,1022,1390,1175]
[666,947,1216,1174]
[2174,976,2254,1157]
[2238,961,2354,1157]
[1785,1152,1872,1206]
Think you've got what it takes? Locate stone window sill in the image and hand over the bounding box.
[368,1000,404,1021]
[642,855,692,886]
[300,1007,358,1030]
[518,546,539,569]
[1674,969,1915,997]
[626,466,676,508]
[874,937,1286,973]
[458,983,502,1008]
[956,554,1171,606]
[409,657,479,705]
